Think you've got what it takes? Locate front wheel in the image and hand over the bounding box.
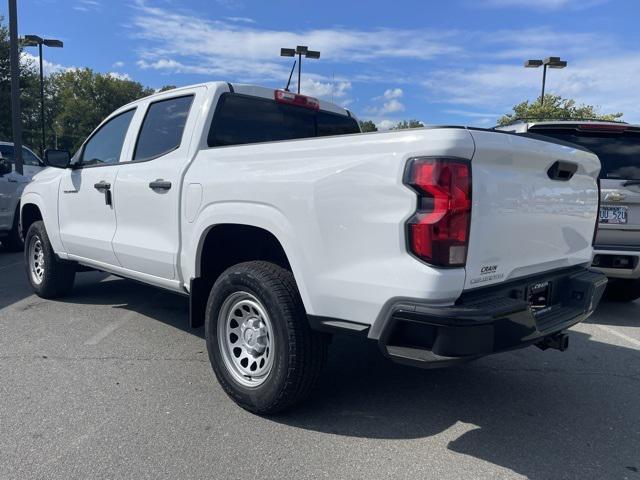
[205,261,329,414]
[24,221,76,299]
[604,278,640,303]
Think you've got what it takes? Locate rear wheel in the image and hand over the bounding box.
[3,205,24,252]
[604,278,640,302]
[24,221,76,299]
[205,261,329,414]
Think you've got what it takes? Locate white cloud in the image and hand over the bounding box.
[482,0,609,10]
[424,54,640,123]
[300,78,352,102]
[129,1,460,83]
[225,16,255,24]
[383,88,403,100]
[21,52,73,75]
[108,72,131,81]
[379,99,405,114]
[365,87,405,115]
[377,120,397,131]
[74,0,101,12]
[112,61,125,68]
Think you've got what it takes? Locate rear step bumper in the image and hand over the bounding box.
[378,267,607,368]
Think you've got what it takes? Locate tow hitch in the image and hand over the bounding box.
[536,333,569,352]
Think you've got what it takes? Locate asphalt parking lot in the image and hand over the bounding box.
[1,248,639,480]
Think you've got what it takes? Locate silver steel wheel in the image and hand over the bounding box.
[218,291,274,387]
[29,235,45,285]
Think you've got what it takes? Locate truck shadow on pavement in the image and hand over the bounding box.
[274,309,640,479]
[9,271,640,480]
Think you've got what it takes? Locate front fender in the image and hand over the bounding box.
[21,191,65,255]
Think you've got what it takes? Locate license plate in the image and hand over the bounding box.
[600,206,628,224]
[528,281,551,311]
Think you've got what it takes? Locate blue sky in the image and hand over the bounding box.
[11,0,640,127]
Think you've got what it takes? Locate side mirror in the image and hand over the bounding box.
[0,158,12,176]
[44,149,72,169]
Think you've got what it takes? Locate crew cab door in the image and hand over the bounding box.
[111,90,200,280]
[58,109,136,265]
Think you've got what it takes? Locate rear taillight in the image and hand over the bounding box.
[404,157,472,267]
[274,90,320,110]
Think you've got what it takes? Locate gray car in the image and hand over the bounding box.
[0,152,30,251]
[498,120,640,301]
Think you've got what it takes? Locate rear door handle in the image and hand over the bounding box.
[149,179,172,190]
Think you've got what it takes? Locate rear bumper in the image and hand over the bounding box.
[592,247,640,280]
[378,267,607,368]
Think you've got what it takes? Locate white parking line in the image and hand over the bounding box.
[596,324,640,349]
[84,310,138,346]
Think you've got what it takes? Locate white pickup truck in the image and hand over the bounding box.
[21,82,607,413]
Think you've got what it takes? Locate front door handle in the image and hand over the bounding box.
[149,179,172,190]
[93,181,112,206]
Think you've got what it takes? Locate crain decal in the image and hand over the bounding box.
[470,264,503,285]
[480,265,498,275]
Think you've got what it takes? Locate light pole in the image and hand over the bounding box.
[23,34,63,157]
[280,46,320,94]
[7,0,23,175]
[524,57,567,106]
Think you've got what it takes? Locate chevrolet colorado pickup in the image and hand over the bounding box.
[21,82,607,413]
[498,120,640,302]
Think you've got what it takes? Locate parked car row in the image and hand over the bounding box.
[5,82,638,413]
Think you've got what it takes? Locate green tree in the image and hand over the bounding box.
[48,68,154,152]
[497,94,623,126]
[391,119,424,130]
[358,120,377,132]
[158,85,177,92]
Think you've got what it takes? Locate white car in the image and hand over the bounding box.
[497,120,640,301]
[0,152,30,251]
[21,83,607,413]
[0,141,46,179]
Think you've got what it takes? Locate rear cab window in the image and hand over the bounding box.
[530,126,640,180]
[208,93,360,147]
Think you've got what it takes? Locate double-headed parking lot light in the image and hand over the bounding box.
[524,56,567,106]
[23,34,64,157]
[280,45,321,94]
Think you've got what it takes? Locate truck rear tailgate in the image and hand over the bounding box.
[464,129,601,290]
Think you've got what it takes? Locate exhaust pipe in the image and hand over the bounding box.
[536,333,569,352]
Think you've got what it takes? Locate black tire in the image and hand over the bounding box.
[4,205,24,252]
[205,261,329,414]
[24,220,76,299]
[603,278,640,302]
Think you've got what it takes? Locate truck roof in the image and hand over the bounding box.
[119,81,354,118]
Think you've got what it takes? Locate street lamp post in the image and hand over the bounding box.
[23,34,63,157]
[280,46,320,94]
[524,57,567,106]
[7,0,23,175]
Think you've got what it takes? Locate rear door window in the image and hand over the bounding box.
[134,95,194,161]
[208,93,359,147]
[531,128,640,180]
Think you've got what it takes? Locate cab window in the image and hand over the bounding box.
[80,109,135,166]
